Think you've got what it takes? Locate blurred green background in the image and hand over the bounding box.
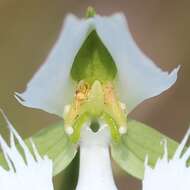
[0,0,189,189]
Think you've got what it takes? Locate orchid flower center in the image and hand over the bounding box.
[63,80,127,143]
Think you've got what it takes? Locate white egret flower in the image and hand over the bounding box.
[15,8,179,140]
[0,111,54,190]
[11,7,180,190]
[143,128,190,190]
[76,123,117,190]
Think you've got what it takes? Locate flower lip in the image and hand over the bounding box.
[76,122,118,190]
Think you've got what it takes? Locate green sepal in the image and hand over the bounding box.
[0,123,77,176]
[70,31,117,84]
[111,119,179,179]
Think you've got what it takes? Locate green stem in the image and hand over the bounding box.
[61,152,79,190]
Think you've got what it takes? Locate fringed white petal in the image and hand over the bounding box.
[143,128,190,190]
[76,123,118,190]
[16,13,179,116]
[0,111,54,190]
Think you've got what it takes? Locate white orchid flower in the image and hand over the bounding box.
[15,8,179,141]
[12,7,180,190]
[0,111,54,190]
[143,128,190,190]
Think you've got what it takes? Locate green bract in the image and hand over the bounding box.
[71,31,117,84]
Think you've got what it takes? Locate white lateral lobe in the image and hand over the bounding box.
[0,111,54,190]
[143,128,190,190]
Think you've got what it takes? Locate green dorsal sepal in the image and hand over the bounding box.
[85,6,96,18]
[70,30,117,84]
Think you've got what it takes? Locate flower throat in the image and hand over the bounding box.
[63,80,127,143]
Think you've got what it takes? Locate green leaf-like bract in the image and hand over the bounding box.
[71,31,117,84]
[0,123,77,176]
[111,120,179,179]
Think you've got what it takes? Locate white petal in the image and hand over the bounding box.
[0,111,54,190]
[76,123,118,190]
[94,13,179,112]
[143,128,190,190]
[16,13,179,116]
[15,15,94,117]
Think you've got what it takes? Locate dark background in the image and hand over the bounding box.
[0,0,189,189]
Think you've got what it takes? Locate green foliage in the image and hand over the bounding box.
[111,120,179,179]
[0,123,77,176]
[70,31,117,84]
